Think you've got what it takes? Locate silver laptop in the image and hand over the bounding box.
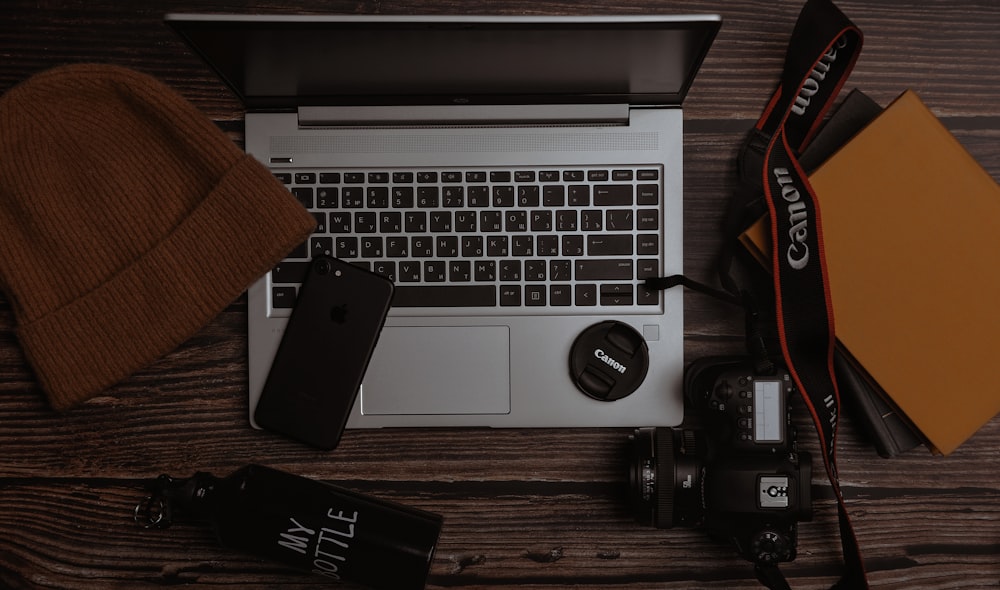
[166,14,720,429]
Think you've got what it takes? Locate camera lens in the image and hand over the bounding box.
[628,427,703,528]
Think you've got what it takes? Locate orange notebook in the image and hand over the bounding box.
[741,91,1000,455]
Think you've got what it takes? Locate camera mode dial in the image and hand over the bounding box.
[750,529,795,564]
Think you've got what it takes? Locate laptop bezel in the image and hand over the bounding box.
[165,13,721,111]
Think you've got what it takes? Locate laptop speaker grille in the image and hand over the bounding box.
[270,132,659,155]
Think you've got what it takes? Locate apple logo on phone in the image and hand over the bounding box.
[330,304,348,324]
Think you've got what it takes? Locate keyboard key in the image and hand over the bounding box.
[380,211,402,233]
[568,185,590,206]
[556,210,578,232]
[437,236,459,257]
[342,187,364,208]
[292,187,313,208]
[430,211,452,232]
[417,187,439,207]
[319,172,341,184]
[398,261,421,282]
[516,185,539,207]
[424,261,447,281]
[487,236,509,257]
[575,259,634,280]
[550,285,572,306]
[638,234,659,255]
[286,242,308,259]
[637,169,660,180]
[481,211,502,232]
[367,187,389,208]
[404,211,427,232]
[537,235,559,256]
[525,285,546,306]
[386,236,408,257]
[542,185,565,206]
[500,260,521,280]
[512,235,533,256]
[612,169,633,181]
[493,186,514,207]
[606,209,634,231]
[372,261,396,281]
[474,260,496,281]
[575,284,597,305]
[316,187,338,208]
[361,237,384,257]
[272,286,297,308]
[562,235,584,256]
[593,185,633,206]
[411,236,434,257]
[311,236,333,257]
[580,210,603,231]
[588,235,633,256]
[443,186,465,207]
[271,261,309,284]
[452,256,474,278]
[600,284,634,306]
[329,213,351,233]
[274,172,292,184]
[637,259,659,279]
[355,212,377,232]
[312,212,327,233]
[294,172,316,184]
[336,237,358,258]
[468,186,490,206]
[563,170,584,181]
[462,236,484,257]
[637,184,660,205]
[525,260,547,281]
[505,210,528,232]
[637,209,659,230]
[530,210,552,232]
[549,260,572,281]
[455,211,477,232]
[500,285,521,306]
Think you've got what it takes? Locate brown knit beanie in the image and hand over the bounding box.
[0,64,315,411]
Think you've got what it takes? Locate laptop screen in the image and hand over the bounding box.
[166,15,720,109]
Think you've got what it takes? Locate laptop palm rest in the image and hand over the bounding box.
[359,326,511,415]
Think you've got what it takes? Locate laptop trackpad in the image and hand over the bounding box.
[359,326,511,415]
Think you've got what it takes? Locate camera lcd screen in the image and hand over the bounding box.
[754,379,784,443]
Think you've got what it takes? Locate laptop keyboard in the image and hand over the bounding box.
[269,166,663,315]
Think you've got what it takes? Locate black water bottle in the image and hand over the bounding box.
[135,464,442,590]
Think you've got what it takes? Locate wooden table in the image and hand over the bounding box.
[2,1,998,589]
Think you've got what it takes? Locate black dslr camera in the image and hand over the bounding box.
[628,357,812,565]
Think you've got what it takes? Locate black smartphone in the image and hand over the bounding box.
[254,256,394,449]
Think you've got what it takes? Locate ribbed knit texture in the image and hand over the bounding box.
[0,64,316,410]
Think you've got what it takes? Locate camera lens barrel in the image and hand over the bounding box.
[629,427,703,529]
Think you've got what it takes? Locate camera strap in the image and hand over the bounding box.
[741,0,868,588]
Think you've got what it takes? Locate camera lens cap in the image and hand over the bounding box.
[569,320,649,401]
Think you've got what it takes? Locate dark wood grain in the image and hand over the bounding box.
[1,1,999,589]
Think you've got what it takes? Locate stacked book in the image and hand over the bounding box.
[740,90,1000,456]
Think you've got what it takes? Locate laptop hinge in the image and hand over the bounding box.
[297,104,630,127]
